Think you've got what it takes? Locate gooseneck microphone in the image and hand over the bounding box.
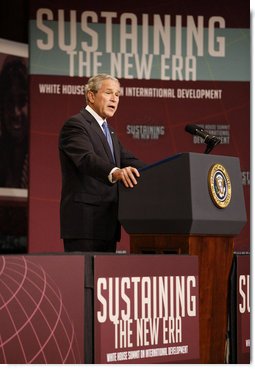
[185,124,221,154]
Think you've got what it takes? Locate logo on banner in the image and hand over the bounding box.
[208,163,231,208]
[31,9,250,81]
[126,125,165,140]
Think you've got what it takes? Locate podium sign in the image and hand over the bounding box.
[94,254,199,364]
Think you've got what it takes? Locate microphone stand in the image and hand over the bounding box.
[204,136,221,154]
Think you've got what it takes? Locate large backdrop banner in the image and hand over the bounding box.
[28,0,250,253]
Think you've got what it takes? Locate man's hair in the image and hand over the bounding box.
[84,74,119,103]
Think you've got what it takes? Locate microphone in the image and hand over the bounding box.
[185,124,221,154]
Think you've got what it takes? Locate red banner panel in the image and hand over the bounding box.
[237,254,250,363]
[94,254,199,364]
[0,254,84,364]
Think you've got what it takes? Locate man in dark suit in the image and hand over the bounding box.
[59,74,146,252]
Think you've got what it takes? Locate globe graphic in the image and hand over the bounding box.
[0,255,82,364]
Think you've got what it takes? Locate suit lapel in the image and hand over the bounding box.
[80,108,117,164]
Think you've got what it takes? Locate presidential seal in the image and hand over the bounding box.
[208,164,231,208]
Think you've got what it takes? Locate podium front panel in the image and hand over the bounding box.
[94,254,199,364]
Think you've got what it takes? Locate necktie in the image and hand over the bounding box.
[102,121,115,161]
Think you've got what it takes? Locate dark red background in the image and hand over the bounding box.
[28,0,250,253]
[29,76,250,252]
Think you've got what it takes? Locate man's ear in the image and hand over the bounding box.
[87,90,95,103]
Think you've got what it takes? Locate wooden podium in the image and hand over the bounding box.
[118,152,246,364]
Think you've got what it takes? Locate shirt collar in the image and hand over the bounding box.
[85,105,105,129]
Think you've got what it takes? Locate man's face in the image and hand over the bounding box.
[88,79,120,119]
[3,82,28,142]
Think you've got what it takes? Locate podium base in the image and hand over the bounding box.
[130,233,234,364]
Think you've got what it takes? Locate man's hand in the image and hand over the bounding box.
[112,167,140,188]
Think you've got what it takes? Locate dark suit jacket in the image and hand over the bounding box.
[59,108,145,241]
